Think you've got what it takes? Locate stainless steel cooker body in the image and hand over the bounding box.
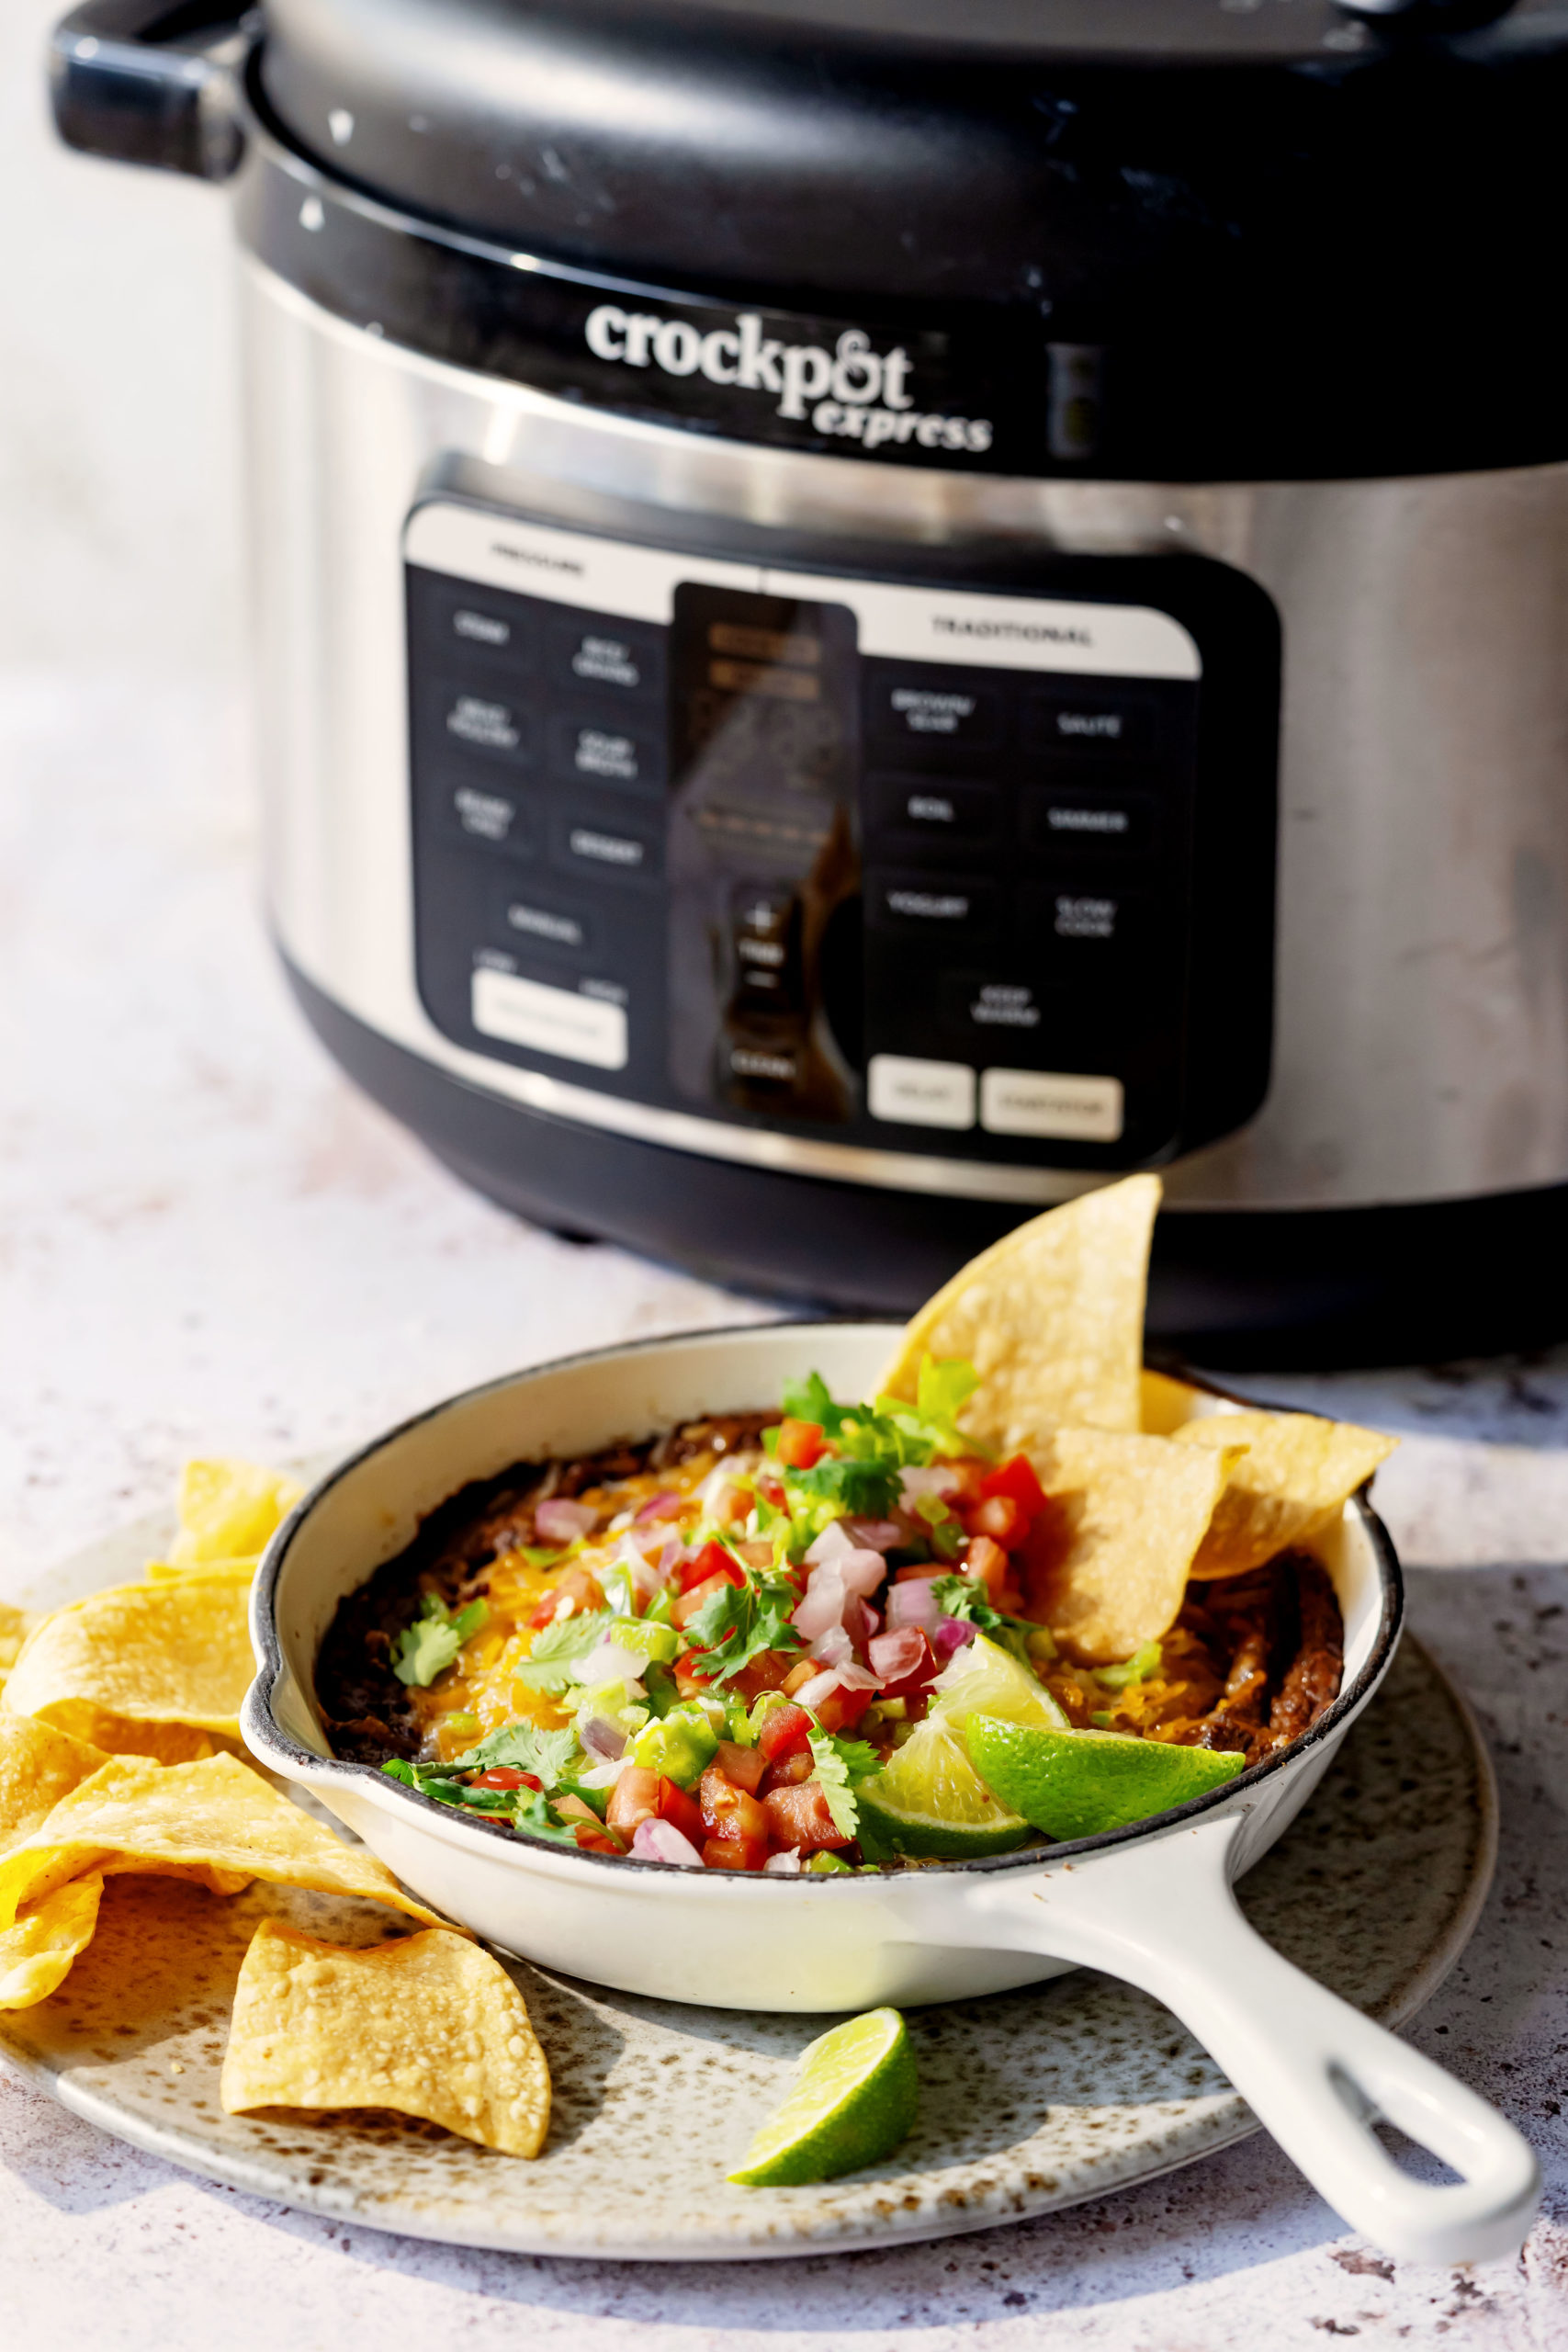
[247,264,1568,1226]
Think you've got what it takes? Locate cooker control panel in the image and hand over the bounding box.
[405,500,1279,1173]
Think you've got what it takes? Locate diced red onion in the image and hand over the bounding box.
[804,1520,856,1567]
[630,1816,704,1866]
[792,1668,842,1714]
[581,1715,627,1761]
[898,1464,960,1506]
[833,1658,882,1691]
[572,1640,648,1689]
[577,1757,627,1790]
[932,1615,978,1657]
[868,1625,928,1682]
[536,1497,597,1544]
[653,1532,684,1586]
[809,1622,853,1667]
[886,1578,941,1632]
[843,1596,879,1647]
[763,1849,803,1874]
[844,1518,903,1554]
[836,1548,886,1600]
[635,1489,684,1525]
[792,1566,847,1641]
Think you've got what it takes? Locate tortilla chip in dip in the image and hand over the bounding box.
[0,1875,105,2009]
[0,1752,454,2008]
[0,1717,110,1856]
[1175,1408,1398,1579]
[1020,1427,1235,1665]
[221,1920,550,2157]
[877,1174,1161,1450]
[170,1459,302,1568]
[1,1572,254,1758]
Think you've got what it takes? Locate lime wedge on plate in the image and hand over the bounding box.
[929,1633,1068,1732]
[855,1715,1032,1858]
[964,1715,1247,1841]
[728,2007,919,2186]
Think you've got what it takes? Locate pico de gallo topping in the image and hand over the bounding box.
[316,1357,1342,1871]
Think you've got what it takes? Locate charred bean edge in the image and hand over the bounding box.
[244,1326,1404,1879]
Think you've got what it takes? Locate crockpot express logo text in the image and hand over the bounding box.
[584,307,993,456]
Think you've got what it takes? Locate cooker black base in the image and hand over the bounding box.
[288,959,1568,1371]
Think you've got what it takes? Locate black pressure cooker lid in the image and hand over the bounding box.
[250,0,1568,478]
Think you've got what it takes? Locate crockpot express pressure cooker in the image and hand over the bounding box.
[51,0,1568,1360]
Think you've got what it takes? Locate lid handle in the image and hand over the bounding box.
[50,0,254,181]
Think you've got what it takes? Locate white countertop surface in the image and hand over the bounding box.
[3,672,1566,2350]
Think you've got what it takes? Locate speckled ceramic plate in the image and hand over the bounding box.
[0,1515,1495,2261]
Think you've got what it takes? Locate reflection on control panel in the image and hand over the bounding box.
[667,585,858,1124]
[405,498,1278,1178]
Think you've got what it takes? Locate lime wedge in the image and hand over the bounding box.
[965,1714,1247,1841]
[855,1714,1032,1859]
[931,1632,1068,1732]
[728,2007,919,2187]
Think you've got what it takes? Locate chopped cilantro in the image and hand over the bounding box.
[682,1573,802,1685]
[807,1729,881,1841]
[927,1575,1037,1664]
[512,1789,584,1849]
[512,1607,615,1691]
[390,1593,490,1688]
[784,1453,902,1520]
[451,1722,581,1788]
[380,1753,584,1846]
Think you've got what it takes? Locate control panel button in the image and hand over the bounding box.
[870,678,1003,749]
[1021,789,1156,857]
[498,891,593,955]
[553,810,661,879]
[446,781,533,854]
[952,977,1044,1035]
[550,714,661,789]
[551,617,663,697]
[443,690,532,762]
[451,604,523,657]
[867,1054,976,1130]
[471,967,628,1069]
[868,870,999,938]
[1022,690,1153,758]
[980,1068,1124,1142]
[1020,883,1151,964]
[866,775,999,842]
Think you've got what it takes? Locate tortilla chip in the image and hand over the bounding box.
[0,1601,33,1675]
[0,1573,254,1753]
[170,1459,302,1567]
[221,1920,550,2157]
[0,1875,104,2008]
[1139,1368,1203,1436]
[1175,1408,1398,1579]
[0,1717,110,1857]
[144,1557,257,1584]
[877,1175,1161,1447]
[1021,1427,1235,1665]
[0,1753,455,1966]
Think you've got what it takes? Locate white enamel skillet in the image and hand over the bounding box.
[243,1321,1539,2264]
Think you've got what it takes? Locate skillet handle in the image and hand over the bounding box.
[961,1812,1538,2265]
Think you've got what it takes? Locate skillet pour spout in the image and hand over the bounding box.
[243,1318,1540,2266]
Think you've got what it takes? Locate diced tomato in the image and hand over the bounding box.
[525,1562,607,1627]
[657,1775,705,1845]
[814,1682,874,1734]
[715,1738,767,1793]
[876,1632,941,1706]
[472,1767,540,1791]
[728,1648,794,1703]
[980,1453,1048,1521]
[673,1650,715,1698]
[606,1765,660,1836]
[757,1702,814,1764]
[893,1563,945,1584]
[763,1780,852,1852]
[942,1458,990,1507]
[965,1493,1028,1550]
[574,1824,626,1856]
[756,1475,787,1510]
[677,1540,746,1597]
[759,1748,815,1799]
[697,1765,771,1848]
[671,1567,745,1631]
[774,1417,829,1469]
[701,1833,770,1871]
[964,1533,1011,1600]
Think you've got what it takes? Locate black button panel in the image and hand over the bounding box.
[407,515,1274,1173]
